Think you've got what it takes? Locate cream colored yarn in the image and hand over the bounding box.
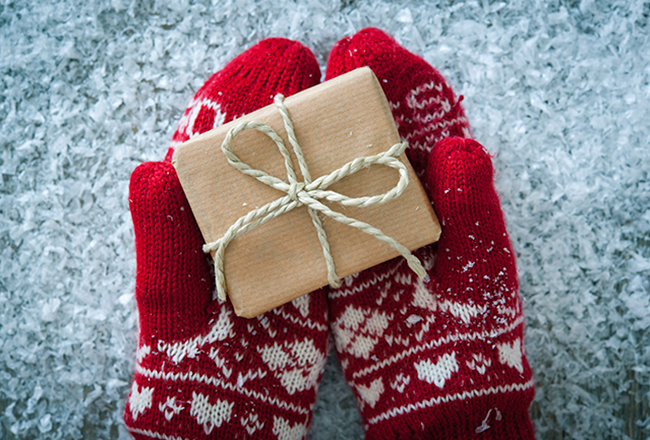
[203,94,426,301]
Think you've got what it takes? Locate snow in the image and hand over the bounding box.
[1,0,649,439]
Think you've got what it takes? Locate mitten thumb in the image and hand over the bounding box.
[425,137,519,297]
[129,161,213,344]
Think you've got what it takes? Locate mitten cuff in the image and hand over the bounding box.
[365,389,536,440]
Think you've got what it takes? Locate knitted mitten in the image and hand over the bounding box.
[124,38,329,440]
[325,28,535,439]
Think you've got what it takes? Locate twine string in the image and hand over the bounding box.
[203,94,426,301]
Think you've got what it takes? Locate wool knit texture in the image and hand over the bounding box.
[325,28,535,439]
[124,38,328,440]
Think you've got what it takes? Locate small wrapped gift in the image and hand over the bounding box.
[172,67,441,318]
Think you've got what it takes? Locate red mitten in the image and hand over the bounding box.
[325,28,535,439]
[124,38,329,440]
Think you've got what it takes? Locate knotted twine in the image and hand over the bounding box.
[203,94,426,301]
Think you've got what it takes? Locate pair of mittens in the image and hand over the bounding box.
[125,28,535,440]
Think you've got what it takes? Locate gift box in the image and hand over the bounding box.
[172,67,441,318]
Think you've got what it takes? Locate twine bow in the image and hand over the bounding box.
[203,94,426,300]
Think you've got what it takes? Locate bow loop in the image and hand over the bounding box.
[204,94,426,301]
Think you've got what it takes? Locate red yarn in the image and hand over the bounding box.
[125,29,535,439]
[325,28,535,439]
[124,38,328,439]
[164,38,321,162]
[325,27,471,176]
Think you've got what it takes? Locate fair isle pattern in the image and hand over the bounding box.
[241,413,265,436]
[367,379,536,426]
[388,75,471,175]
[324,28,472,177]
[125,294,328,439]
[190,392,234,434]
[399,79,472,153]
[126,38,326,440]
[273,416,308,440]
[259,338,327,395]
[156,307,235,364]
[327,193,535,439]
[497,339,525,373]
[414,352,460,389]
[270,302,329,332]
[159,396,184,421]
[325,28,535,439]
[349,315,526,381]
[327,262,401,299]
[129,383,154,421]
[355,378,385,409]
[164,35,320,160]
[329,260,533,391]
[173,97,226,144]
[134,366,311,416]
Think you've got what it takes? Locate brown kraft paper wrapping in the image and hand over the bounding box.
[172,67,441,318]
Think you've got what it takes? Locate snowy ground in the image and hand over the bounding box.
[1,1,649,439]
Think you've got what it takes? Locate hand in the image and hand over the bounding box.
[123,38,329,440]
[325,28,535,440]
